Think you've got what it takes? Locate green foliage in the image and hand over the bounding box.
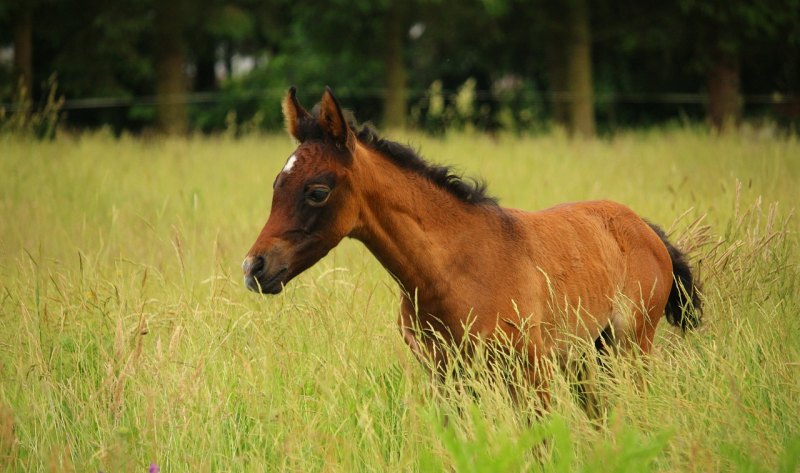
[721,435,800,473]
[0,75,63,139]
[191,69,284,133]
[424,408,670,473]
[205,4,256,41]
[424,406,553,472]
[411,77,547,134]
[2,0,798,132]
[582,420,672,473]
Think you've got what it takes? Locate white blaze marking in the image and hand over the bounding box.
[282,154,297,174]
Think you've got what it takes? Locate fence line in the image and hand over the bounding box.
[1,88,797,112]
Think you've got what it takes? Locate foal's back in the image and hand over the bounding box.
[507,200,673,354]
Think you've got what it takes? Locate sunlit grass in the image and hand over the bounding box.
[0,128,798,471]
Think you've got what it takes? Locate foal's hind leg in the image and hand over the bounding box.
[608,300,664,400]
[581,302,647,418]
[618,299,662,357]
[606,292,659,356]
[573,324,617,419]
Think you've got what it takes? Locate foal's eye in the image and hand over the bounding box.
[305,185,331,206]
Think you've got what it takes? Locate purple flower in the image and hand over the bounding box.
[148,463,160,473]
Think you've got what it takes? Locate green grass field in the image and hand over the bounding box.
[1,128,799,472]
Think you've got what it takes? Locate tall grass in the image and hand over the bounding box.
[0,128,798,471]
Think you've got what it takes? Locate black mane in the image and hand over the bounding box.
[296,106,498,206]
[356,125,498,206]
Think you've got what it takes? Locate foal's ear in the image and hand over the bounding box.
[319,86,355,153]
[283,86,310,141]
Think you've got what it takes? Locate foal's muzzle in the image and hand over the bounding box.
[242,254,287,294]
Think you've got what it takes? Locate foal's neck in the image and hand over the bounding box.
[348,145,508,305]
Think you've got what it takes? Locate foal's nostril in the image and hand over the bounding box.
[242,255,265,277]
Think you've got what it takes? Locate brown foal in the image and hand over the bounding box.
[243,87,701,405]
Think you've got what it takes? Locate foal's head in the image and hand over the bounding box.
[242,87,360,294]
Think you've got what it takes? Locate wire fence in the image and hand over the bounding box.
[2,88,798,112]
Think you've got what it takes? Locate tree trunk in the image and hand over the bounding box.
[155,0,189,135]
[382,2,407,129]
[542,2,569,130]
[565,0,595,137]
[13,3,34,100]
[545,39,569,129]
[707,52,741,131]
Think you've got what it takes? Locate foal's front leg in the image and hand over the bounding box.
[521,333,553,413]
[398,299,448,383]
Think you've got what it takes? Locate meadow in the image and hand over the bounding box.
[0,127,798,472]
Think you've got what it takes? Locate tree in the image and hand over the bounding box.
[0,0,38,110]
[1,0,797,133]
[11,1,33,98]
[274,0,388,121]
[564,0,595,136]
[679,0,797,130]
[382,1,410,129]
[154,0,189,134]
[0,0,155,130]
[482,0,596,136]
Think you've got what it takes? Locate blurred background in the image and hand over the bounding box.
[0,0,798,137]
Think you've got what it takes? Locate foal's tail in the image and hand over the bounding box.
[647,222,702,331]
